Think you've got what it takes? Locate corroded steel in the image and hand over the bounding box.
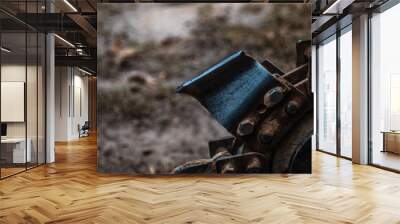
[173,40,312,174]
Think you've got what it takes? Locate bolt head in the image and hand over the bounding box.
[286,101,299,114]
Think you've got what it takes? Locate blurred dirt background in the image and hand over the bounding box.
[97,3,311,174]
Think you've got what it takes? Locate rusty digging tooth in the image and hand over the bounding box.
[258,119,280,144]
[263,86,285,108]
[237,113,260,136]
[245,157,263,173]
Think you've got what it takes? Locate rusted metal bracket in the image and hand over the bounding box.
[173,40,312,174]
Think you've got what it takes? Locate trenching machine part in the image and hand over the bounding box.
[173,40,313,174]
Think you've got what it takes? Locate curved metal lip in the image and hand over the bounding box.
[174,50,279,133]
[176,50,245,94]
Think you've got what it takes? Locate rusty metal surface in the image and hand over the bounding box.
[173,40,312,174]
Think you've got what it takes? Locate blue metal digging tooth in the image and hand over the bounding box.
[177,51,279,133]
